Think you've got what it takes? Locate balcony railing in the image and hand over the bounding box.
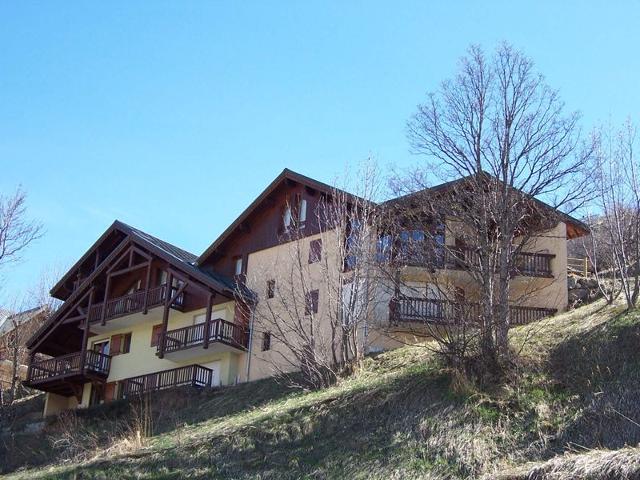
[161,318,249,354]
[87,284,184,323]
[389,296,556,327]
[399,246,554,278]
[117,364,213,399]
[26,350,111,385]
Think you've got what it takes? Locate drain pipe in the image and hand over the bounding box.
[245,302,257,383]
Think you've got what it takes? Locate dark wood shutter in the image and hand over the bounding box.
[309,239,322,263]
[104,382,116,402]
[305,290,319,315]
[110,334,122,356]
[151,324,163,347]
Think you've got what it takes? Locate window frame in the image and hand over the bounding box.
[266,279,276,299]
[261,331,271,351]
[305,289,319,315]
[308,239,322,264]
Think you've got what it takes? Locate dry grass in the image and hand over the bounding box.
[492,447,640,480]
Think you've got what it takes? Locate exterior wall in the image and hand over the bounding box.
[43,392,79,417]
[75,300,242,408]
[242,230,343,382]
[512,221,568,312]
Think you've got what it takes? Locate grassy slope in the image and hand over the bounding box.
[3,300,640,480]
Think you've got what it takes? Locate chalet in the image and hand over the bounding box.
[24,169,588,417]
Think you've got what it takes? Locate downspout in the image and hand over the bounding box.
[245,302,256,383]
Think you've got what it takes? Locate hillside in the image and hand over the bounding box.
[2,300,640,479]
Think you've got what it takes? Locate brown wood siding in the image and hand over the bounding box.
[201,182,326,277]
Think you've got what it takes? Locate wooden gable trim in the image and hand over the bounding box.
[196,168,364,265]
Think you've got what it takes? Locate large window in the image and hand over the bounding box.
[344,219,361,271]
[399,230,426,263]
[376,234,393,263]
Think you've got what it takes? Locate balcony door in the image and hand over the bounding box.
[91,339,110,371]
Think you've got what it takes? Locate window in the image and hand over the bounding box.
[92,339,110,355]
[266,279,275,299]
[309,239,322,263]
[298,198,307,224]
[344,219,361,271]
[305,289,319,315]
[399,230,425,263]
[262,331,271,351]
[234,256,243,276]
[283,204,292,229]
[150,324,163,347]
[110,333,132,356]
[376,234,393,263]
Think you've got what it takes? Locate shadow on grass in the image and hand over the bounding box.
[547,308,640,451]
[28,365,461,480]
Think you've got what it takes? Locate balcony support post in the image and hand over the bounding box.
[101,275,111,326]
[203,293,213,349]
[143,261,152,314]
[79,288,94,374]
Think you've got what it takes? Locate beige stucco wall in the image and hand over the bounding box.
[43,392,79,417]
[242,230,346,382]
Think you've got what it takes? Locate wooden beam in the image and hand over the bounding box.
[158,272,173,359]
[78,288,94,374]
[203,293,213,349]
[30,288,93,353]
[101,274,111,326]
[143,261,152,314]
[108,261,150,279]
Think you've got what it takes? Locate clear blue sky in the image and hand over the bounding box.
[1,1,638,304]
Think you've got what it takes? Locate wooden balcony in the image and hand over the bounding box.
[161,319,249,359]
[25,350,111,396]
[399,246,554,278]
[87,284,184,324]
[116,364,214,399]
[389,296,556,327]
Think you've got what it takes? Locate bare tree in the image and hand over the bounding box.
[243,162,383,389]
[0,188,43,270]
[591,119,640,310]
[391,43,594,375]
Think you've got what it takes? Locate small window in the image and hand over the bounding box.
[262,331,271,351]
[305,290,319,315]
[309,239,322,264]
[234,256,243,276]
[299,198,307,224]
[110,333,132,356]
[150,324,163,347]
[283,204,292,229]
[267,279,275,299]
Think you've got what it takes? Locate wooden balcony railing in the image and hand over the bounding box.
[26,350,111,384]
[117,364,213,399]
[389,296,556,327]
[399,246,554,278]
[162,318,249,354]
[87,284,184,323]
